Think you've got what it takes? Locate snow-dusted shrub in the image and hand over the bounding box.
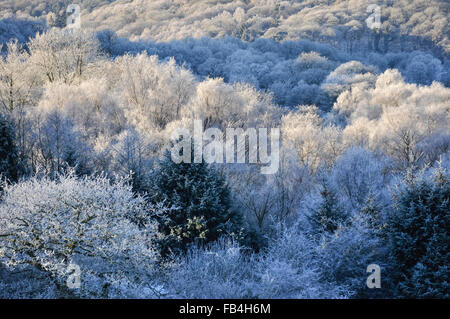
[255,223,349,298]
[165,228,349,299]
[164,239,258,298]
[0,173,162,298]
[329,147,391,211]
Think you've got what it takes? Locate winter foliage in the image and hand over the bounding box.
[0,0,448,299]
[0,173,163,298]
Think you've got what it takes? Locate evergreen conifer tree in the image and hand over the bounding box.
[150,150,243,256]
[0,113,19,183]
[389,166,449,298]
[309,183,349,233]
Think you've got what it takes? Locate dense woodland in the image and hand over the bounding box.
[0,0,449,298]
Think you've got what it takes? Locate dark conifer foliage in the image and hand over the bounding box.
[150,150,243,256]
[0,113,19,183]
[309,182,349,233]
[389,167,450,298]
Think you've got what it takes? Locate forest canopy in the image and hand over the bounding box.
[0,0,448,299]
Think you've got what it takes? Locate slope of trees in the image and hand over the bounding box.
[71,0,450,56]
[0,2,448,299]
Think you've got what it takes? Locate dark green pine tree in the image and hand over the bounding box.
[309,182,349,234]
[389,166,449,298]
[150,150,243,256]
[0,113,19,183]
[360,193,386,235]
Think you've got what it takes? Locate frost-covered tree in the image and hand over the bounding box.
[0,173,162,298]
[0,41,37,173]
[321,61,378,103]
[37,78,125,139]
[329,147,390,211]
[183,77,245,129]
[113,53,195,131]
[282,105,344,172]
[34,111,91,177]
[338,69,450,169]
[404,52,443,85]
[108,127,154,193]
[28,29,101,84]
[0,41,39,113]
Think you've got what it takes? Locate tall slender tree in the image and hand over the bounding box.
[0,113,19,183]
